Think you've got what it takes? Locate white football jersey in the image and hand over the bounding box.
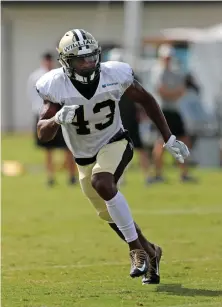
[36,61,134,158]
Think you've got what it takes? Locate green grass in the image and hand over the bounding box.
[2,134,222,307]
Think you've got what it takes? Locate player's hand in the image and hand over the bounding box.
[54,105,80,125]
[163,135,190,164]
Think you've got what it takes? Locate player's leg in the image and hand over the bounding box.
[92,172,143,246]
[108,221,155,256]
[127,123,151,183]
[91,139,148,278]
[152,139,165,182]
[152,109,177,182]
[78,163,114,223]
[109,222,162,284]
[92,178,148,278]
[177,135,197,182]
[100,139,162,282]
[34,115,55,186]
[45,149,55,186]
[136,148,151,181]
[78,150,161,281]
[172,111,197,182]
[64,149,77,184]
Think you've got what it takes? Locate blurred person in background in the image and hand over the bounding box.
[178,73,207,152]
[27,52,77,186]
[138,106,158,170]
[150,44,196,183]
[107,48,151,184]
[215,85,222,167]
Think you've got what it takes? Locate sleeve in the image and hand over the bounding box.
[118,62,134,93]
[36,73,61,104]
[107,61,134,94]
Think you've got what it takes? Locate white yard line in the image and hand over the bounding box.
[132,207,222,215]
[165,302,221,307]
[2,256,221,272]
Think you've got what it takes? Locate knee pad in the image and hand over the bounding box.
[87,196,113,223]
[80,177,113,223]
[85,193,113,223]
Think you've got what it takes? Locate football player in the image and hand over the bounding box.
[36,29,190,284]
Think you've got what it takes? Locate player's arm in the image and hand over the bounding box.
[125,79,190,163]
[37,100,61,142]
[37,100,80,142]
[125,80,171,142]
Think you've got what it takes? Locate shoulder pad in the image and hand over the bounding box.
[102,61,134,92]
[36,68,64,103]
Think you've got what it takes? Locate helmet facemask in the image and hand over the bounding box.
[59,48,101,84]
[57,29,101,84]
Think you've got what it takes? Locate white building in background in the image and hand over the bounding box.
[2,1,222,131]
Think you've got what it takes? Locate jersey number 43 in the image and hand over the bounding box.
[72,100,115,135]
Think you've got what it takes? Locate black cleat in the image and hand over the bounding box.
[181,175,198,183]
[47,178,56,187]
[129,249,149,278]
[69,176,77,185]
[142,245,162,285]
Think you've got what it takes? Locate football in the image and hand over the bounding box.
[45,103,61,119]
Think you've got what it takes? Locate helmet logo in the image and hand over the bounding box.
[63,39,96,53]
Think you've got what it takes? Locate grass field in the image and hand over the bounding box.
[2,134,222,307]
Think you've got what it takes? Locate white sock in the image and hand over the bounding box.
[105,191,138,243]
